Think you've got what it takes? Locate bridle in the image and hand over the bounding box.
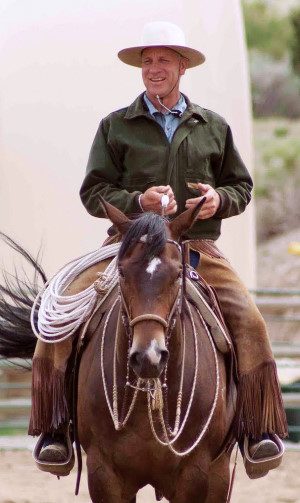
[99,227,220,459]
[119,237,185,338]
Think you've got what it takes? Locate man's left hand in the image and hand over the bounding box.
[185,183,221,219]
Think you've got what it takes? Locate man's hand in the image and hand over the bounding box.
[140,185,177,215]
[185,183,220,219]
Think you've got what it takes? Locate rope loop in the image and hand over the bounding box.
[30,243,121,343]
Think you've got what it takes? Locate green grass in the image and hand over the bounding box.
[0,427,27,436]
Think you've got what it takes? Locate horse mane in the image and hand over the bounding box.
[118,212,168,262]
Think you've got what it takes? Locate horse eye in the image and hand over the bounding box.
[118,267,125,278]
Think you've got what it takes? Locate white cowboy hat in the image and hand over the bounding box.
[118,21,205,69]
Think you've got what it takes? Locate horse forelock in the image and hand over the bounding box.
[118,213,167,262]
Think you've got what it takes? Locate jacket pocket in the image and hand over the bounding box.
[186,149,215,185]
[122,175,157,192]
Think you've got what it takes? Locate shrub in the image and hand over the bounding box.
[254,124,300,242]
[250,54,300,118]
[273,126,289,137]
[242,0,293,60]
[290,8,300,76]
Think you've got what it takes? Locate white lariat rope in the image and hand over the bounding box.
[147,305,220,457]
[30,242,121,343]
[101,296,220,457]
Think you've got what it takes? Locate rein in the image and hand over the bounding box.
[100,237,220,457]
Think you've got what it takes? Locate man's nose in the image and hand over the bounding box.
[148,63,161,74]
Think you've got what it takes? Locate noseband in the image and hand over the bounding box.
[119,238,184,335]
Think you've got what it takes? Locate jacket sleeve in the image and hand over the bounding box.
[215,126,253,219]
[80,120,142,218]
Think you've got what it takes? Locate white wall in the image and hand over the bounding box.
[0,0,256,286]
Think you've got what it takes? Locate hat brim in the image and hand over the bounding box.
[118,45,205,69]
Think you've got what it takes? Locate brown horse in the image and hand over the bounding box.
[76,200,236,502]
[0,200,236,502]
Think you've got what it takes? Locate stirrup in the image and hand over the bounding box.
[33,425,75,477]
[243,434,284,479]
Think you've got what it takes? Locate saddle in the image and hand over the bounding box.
[185,264,232,354]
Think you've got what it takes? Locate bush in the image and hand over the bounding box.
[273,126,289,138]
[254,122,300,242]
[243,1,300,118]
[250,53,300,118]
[290,8,300,76]
[242,0,293,59]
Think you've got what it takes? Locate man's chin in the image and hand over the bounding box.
[147,87,168,99]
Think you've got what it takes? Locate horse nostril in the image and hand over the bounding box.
[129,351,142,369]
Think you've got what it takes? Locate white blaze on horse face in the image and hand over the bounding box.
[146,339,161,365]
[146,257,161,277]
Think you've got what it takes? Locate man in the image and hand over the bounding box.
[33,21,287,477]
[80,21,287,474]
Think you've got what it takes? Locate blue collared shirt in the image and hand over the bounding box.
[143,93,187,142]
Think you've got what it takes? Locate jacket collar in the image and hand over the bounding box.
[124,93,208,123]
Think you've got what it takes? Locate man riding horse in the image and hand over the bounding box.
[30,21,287,478]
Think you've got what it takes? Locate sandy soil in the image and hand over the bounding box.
[0,449,299,503]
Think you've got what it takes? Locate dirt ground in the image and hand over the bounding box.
[0,449,299,503]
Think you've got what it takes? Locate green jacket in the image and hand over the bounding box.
[80,94,253,240]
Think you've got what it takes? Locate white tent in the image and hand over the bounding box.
[0,0,255,287]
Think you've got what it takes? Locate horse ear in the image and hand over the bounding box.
[168,197,206,240]
[99,196,132,235]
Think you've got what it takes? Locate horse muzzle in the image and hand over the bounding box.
[129,341,169,378]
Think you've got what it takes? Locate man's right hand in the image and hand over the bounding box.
[140,185,177,215]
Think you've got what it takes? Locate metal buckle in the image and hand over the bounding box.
[189,270,199,281]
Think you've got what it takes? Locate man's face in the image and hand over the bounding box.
[141,47,187,100]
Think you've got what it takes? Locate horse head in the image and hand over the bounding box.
[101,197,206,379]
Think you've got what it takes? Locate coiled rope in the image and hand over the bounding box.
[30,243,120,343]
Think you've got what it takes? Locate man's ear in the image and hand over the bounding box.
[168,197,206,241]
[179,57,188,76]
[99,196,132,235]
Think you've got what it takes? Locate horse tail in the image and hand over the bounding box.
[0,232,47,362]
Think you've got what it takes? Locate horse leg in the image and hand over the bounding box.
[170,465,208,503]
[86,451,137,503]
[88,466,123,503]
[205,451,231,503]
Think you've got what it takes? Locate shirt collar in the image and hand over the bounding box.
[124,93,208,123]
[143,92,187,116]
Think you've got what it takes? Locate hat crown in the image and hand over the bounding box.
[141,21,186,47]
